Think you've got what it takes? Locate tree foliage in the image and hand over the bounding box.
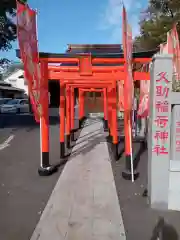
[134,0,180,50]
[0,0,27,66]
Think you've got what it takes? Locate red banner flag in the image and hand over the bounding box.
[167,24,180,81]
[122,6,134,111]
[138,64,150,118]
[16,1,44,122]
[160,43,168,54]
[122,5,134,182]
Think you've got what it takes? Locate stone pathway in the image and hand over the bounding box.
[30,119,126,240]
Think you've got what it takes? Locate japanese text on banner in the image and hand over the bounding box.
[16,1,43,122]
[122,6,134,111]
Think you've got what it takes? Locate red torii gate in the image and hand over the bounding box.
[37,53,152,178]
[16,1,155,181]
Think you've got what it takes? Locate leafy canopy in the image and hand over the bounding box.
[0,0,27,66]
[134,0,180,50]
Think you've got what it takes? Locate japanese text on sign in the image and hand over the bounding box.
[152,72,170,156]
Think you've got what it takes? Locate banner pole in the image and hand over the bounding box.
[129,119,134,182]
[121,5,139,181]
[16,2,57,176]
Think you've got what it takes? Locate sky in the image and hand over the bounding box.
[1,0,148,62]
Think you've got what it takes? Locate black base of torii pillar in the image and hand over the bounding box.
[122,156,139,181]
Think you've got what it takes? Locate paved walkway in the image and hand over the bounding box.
[30,119,126,240]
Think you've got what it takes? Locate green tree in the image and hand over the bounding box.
[134,0,180,91]
[0,0,27,66]
[134,0,180,50]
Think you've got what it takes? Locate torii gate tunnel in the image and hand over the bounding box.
[16,1,155,180]
[37,53,152,177]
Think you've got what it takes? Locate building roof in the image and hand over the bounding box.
[0,85,24,92]
[0,81,12,86]
[0,81,24,92]
[2,62,23,80]
[16,45,158,60]
[66,44,123,54]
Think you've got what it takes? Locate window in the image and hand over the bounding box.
[7,99,20,104]
[20,99,28,104]
[0,99,11,104]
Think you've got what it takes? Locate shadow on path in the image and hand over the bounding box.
[150,217,178,240]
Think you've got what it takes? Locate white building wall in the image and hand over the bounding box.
[4,69,28,95]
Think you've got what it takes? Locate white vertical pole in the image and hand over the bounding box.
[35,8,43,168]
[40,117,43,167]
[129,121,134,182]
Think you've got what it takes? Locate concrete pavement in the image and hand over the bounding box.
[30,119,126,240]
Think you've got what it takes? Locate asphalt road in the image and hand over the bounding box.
[0,125,60,240]
[1,115,180,240]
[0,116,83,240]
